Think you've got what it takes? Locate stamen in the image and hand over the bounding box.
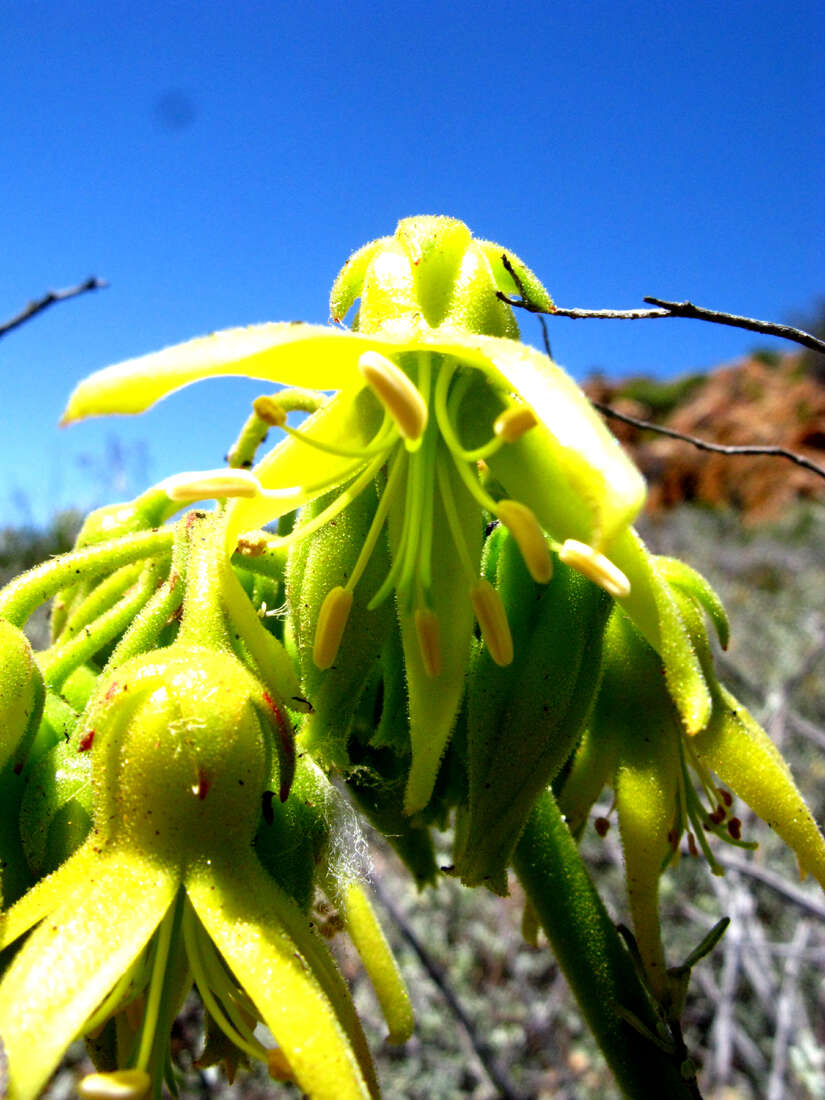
[494,405,538,443]
[161,468,261,501]
[358,351,428,443]
[78,1069,152,1099]
[345,448,406,597]
[254,394,397,460]
[414,607,442,678]
[558,539,631,598]
[497,500,552,583]
[313,586,354,669]
[471,579,514,666]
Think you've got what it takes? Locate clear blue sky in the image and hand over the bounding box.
[2,0,823,526]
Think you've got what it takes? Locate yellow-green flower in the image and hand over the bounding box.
[0,645,387,1100]
[62,216,705,812]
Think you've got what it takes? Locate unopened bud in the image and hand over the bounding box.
[471,579,513,666]
[358,351,428,442]
[414,607,442,678]
[497,500,552,584]
[559,539,631,599]
[313,586,354,670]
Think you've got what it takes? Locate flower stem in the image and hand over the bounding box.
[513,790,703,1100]
[177,512,231,650]
[0,529,173,627]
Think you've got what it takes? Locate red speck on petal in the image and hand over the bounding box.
[196,768,211,800]
[79,730,95,752]
[105,681,120,701]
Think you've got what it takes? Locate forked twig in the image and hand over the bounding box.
[497,253,825,483]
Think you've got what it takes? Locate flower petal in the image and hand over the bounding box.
[609,529,712,734]
[397,458,480,815]
[61,324,382,423]
[695,684,825,887]
[0,846,176,1100]
[450,334,646,547]
[186,854,379,1100]
[0,839,97,951]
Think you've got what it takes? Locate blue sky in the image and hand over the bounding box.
[2,0,823,526]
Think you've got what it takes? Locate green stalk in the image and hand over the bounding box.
[513,790,701,1100]
[0,529,173,627]
[41,559,169,689]
[177,512,231,650]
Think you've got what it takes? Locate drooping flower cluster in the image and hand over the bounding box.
[0,215,822,1098]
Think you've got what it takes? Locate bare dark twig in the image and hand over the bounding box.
[496,266,825,356]
[710,851,825,923]
[589,401,825,482]
[0,277,108,340]
[498,255,825,482]
[642,298,825,356]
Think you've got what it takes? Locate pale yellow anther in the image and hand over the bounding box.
[414,607,442,678]
[497,500,552,584]
[253,395,287,427]
[161,468,261,502]
[493,405,538,443]
[313,586,354,669]
[559,539,631,599]
[78,1069,151,1100]
[471,579,514,667]
[358,351,428,442]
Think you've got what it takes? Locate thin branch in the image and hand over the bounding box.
[370,877,533,1100]
[589,400,825,482]
[496,260,825,356]
[711,850,825,923]
[643,298,825,356]
[0,277,108,340]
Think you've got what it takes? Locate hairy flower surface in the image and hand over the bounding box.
[61,216,658,810]
[0,639,380,1100]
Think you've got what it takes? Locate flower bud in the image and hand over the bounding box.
[456,532,611,891]
[0,618,45,773]
[87,647,275,864]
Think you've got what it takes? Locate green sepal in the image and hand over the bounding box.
[657,557,729,650]
[20,736,93,878]
[456,536,611,891]
[288,481,395,767]
[254,755,333,912]
[609,528,712,734]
